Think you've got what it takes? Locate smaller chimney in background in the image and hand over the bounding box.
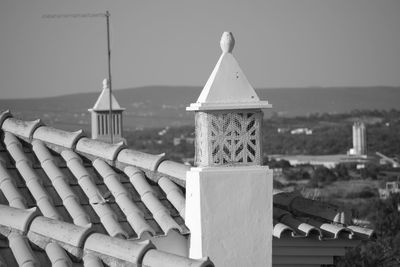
[88,79,126,144]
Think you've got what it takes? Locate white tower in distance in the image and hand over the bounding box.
[349,121,366,156]
[88,79,126,144]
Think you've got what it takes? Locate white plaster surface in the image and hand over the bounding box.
[198,52,258,104]
[185,166,273,267]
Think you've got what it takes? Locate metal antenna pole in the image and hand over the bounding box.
[105,11,113,144]
[42,11,114,143]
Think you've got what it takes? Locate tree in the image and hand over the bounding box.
[334,163,350,180]
[308,166,338,187]
[265,158,291,169]
[337,194,400,266]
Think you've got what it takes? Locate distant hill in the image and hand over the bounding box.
[0,86,399,131]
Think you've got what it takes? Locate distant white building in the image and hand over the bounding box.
[269,154,371,169]
[173,136,195,146]
[348,121,366,156]
[277,128,289,133]
[376,152,400,168]
[173,137,181,146]
[290,128,313,135]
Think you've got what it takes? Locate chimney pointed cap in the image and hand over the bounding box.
[89,79,125,112]
[187,32,272,111]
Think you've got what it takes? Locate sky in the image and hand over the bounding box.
[0,0,400,99]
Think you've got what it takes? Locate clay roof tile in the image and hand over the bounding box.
[2,117,42,141]
[158,177,185,218]
[125,166,184,235]
[156,160,189,187]
[84,233,154,265]
[116,148,165,171]
[0,205,39,233]
[75,137,125,164]
[33,126,84,150]
[28,216,93,249]
[61,150,129,238]
[93,159,155,237]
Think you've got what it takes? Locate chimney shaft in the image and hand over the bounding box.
[185,32,273,266]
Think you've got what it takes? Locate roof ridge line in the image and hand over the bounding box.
[1,110,43,141]
[0,111,189,185]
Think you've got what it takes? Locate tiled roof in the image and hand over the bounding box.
[0,110,210,267]
[272,190,375,240]
[0,110,374,266]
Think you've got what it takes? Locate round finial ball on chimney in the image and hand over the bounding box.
[220,32,235,53]
[103,78,110,89]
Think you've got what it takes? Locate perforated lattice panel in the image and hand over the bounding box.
[195,110,262,166]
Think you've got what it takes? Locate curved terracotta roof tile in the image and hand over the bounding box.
[158,177,185,218]
[82,254,103,267]
[295,222,322,238]
[303,218,354,240]
[7,232,39,267]
[28,216,93,249]
[273,207,322,238]
[0,175,74,266]
[45,242,73,267]
[0,172,50,267]
[0,204,41,267]
[157,160,189,187]
[3,132,62,220]
[61,150,128,238]
[273,222,295,238]
[75,137,125,164]
[347,225,376,240]
[125,166,183,235]
[84,234,154,266]
[0,155,27,208]
[0,205,39,233]
[93,159,155,237]
[2,117,42,141]
[33,126,84,150]
[32,140,91,226]
[116,148,165,171]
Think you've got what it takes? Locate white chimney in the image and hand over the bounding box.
[88,79,126,144]
[185,32,273,266]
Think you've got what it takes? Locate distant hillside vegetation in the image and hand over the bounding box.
[0,86,399,130]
